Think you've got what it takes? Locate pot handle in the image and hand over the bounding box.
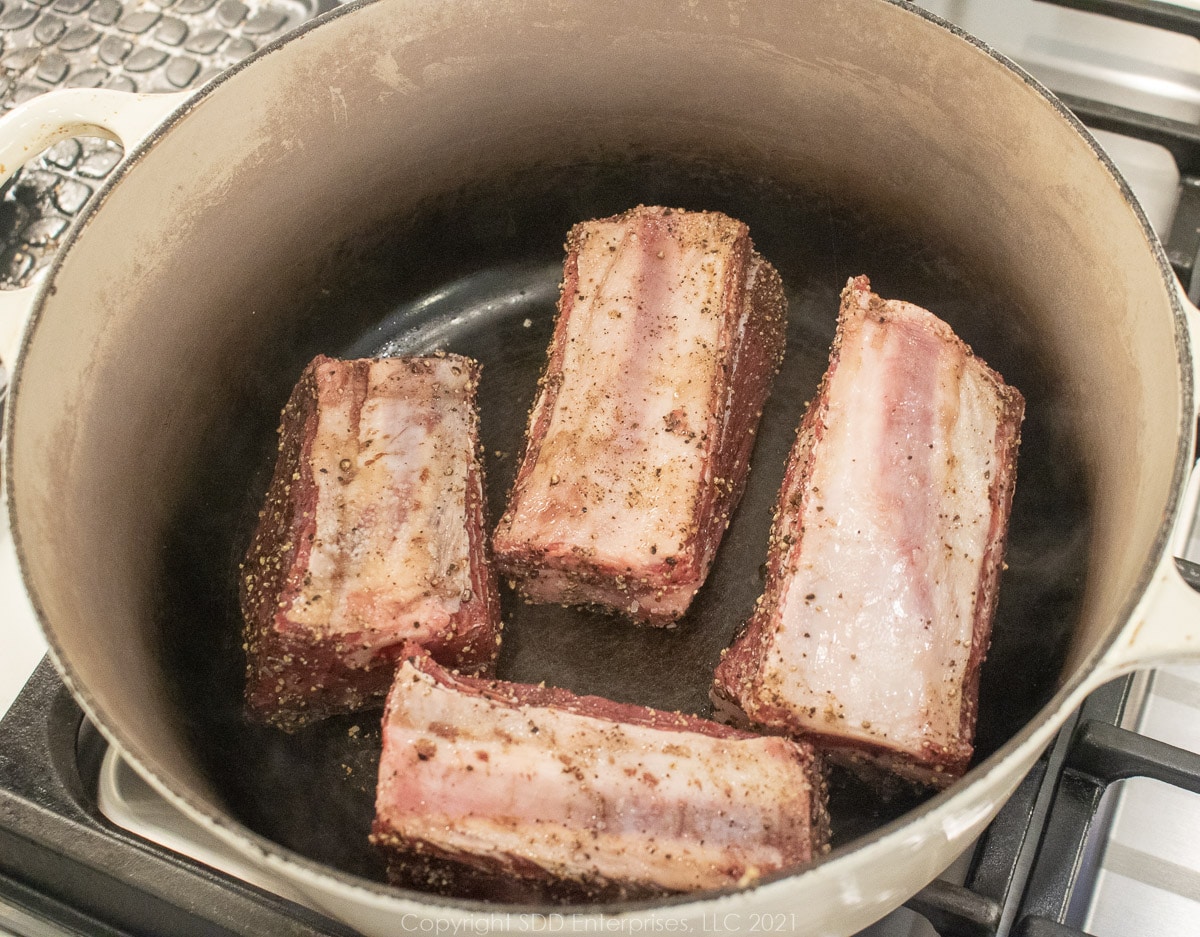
[1101,287,1200,673]
[1103,460,1200,671]
[0,87,192,370]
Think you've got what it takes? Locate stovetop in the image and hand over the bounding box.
[1,2,1200,936]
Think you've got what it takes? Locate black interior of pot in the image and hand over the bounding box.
[157,154,1089,896]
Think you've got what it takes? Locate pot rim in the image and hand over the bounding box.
[3,0,1195,919]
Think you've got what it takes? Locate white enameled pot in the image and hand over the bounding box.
[0,2,1199,934]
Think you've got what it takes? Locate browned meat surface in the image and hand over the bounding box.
[492,205,787,626]
[372,647,829,902]
[241,354,500,731]
[712,276,1024,787]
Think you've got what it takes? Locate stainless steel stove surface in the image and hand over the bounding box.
[2,2,1200,936]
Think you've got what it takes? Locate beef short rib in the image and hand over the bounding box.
[372,647,829,901]
[712,276,1024,787]
[241,354,500,731]
[493,205,787,625]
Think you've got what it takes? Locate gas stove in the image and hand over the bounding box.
[2,2,1200,935]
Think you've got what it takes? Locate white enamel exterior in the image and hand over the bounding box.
[0,1,1198,934]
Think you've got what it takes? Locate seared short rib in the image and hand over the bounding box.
[492,205,788,626]
[241,354,500,731]
[371,647,829,901]
[712,277,1024,787]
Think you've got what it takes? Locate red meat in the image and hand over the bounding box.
[241,354,500,731]
[493,206,787,625]
[372,647,829,901]
[713,276,1024,787]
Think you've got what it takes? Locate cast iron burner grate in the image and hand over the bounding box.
[0,659,361,937]
[1024,0,1200,301]
[907,594,1200,937]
